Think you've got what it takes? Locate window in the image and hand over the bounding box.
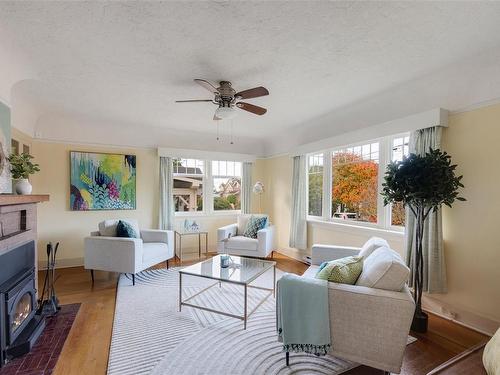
[332,143,379,223]
[173,158,204,212]
[212,161,242,211]
[306,133,409,231]
[308,154,323,216]
[390,136,410,226]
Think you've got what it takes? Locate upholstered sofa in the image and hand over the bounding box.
[217,214,275,258]
[301,238,415,374]
[84,220,174,285]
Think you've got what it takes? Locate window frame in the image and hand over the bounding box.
[173,159,243,217]
[211,160,243,213]
[306,133,409,232]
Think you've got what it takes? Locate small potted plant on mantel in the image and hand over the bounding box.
[7,152,40,195]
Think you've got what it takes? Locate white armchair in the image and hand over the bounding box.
[299,240,415,374]
[217,214,275,258]
[84,220,174,285]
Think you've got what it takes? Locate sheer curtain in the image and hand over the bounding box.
[405,126,447,293]
[289,155,307,250]
[159,156,174,231]
[241,162,253,214]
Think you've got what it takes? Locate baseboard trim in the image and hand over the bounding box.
[422,295,499,336]
[38,257,84,270]
[275,248,309,265]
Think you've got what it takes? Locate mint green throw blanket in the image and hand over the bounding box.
[276,273,331,356]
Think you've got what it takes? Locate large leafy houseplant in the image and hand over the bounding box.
[381,148,465,332]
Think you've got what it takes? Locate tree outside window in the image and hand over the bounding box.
[331,146,379,223]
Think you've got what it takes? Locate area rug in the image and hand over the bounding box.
[0,303,80,375]
[108,268,415,375]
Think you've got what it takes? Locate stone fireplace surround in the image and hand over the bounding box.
[0,194,49,367]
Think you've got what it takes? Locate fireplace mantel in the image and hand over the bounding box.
[0,195,50,206]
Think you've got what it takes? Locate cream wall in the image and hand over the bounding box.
[256,103,500,333]
[30,140,159,266]
[22,136,249,266]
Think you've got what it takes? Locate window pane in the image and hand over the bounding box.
[173,158,204,175]
[308,154,323,216]
[391,136,410,226]
[213,176,241,210]
[332,145,379,223]
[173,176,203,212]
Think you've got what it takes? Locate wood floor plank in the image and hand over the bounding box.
[39,252,487,375]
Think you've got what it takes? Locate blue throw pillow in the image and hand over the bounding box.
[116,220,139,238]
[243,216,268,239]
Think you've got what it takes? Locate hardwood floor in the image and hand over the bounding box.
[43,252,488,375]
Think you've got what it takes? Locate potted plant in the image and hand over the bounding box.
[7,152,40,195]
[381,148,465,333]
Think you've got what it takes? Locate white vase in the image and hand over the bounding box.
[15,178,32,195]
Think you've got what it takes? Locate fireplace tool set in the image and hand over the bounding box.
[37,242,61,316]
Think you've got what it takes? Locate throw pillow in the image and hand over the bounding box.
[358,237,390,259]
[116,220,139,238]
[356,246,410,291]
[243,216,267,239]
[315,256,363,284]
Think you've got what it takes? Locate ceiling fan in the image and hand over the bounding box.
[176,79,269,120]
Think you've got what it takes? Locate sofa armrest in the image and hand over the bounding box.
[217,223,238,252]
[327,283,415,373]
[84,236,143,274]
[257,225,275,253]
[141,229,173,246]
[311,244,361,265]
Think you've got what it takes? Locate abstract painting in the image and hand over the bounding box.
[70,151,136,210]
[0,101,11,193]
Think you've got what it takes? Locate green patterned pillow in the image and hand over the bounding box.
[315,256,363,284]
[243,216,267,239]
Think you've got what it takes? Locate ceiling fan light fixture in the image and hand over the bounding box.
[215,106,237,120]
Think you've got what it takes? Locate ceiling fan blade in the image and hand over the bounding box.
[236,102,267,115]
[194,79,219,94]
[213,114,222,121]
[175,99,213,103]
[235,86,269,99]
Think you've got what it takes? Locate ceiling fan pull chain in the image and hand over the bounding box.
[230,120,234,145]
[216,122,220,141]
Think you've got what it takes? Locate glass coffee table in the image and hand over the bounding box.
[178,255,276,329]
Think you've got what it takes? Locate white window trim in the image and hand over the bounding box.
[306,133,409,233]
[174,159,243,217]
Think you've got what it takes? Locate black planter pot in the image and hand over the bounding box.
[411,310,428,333]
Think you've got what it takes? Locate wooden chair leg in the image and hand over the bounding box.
[132,274,135,286]
[166,259,169,269]
[90,269,94,284]
[286,351,289,366]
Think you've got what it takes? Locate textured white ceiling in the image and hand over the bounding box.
[2,1,500,153]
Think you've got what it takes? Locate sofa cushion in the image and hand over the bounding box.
[243,216,267,239]
[99,220,118,237]
[225,235,258,251]
[143,242,168,263]
[359,237,390,259]
[237,214,268,235]
[116,220,139,238]
[99,219,140,237]
[315,256,363,284]
[356,246,410,291]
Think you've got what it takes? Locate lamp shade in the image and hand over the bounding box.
[253,181,264,194]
